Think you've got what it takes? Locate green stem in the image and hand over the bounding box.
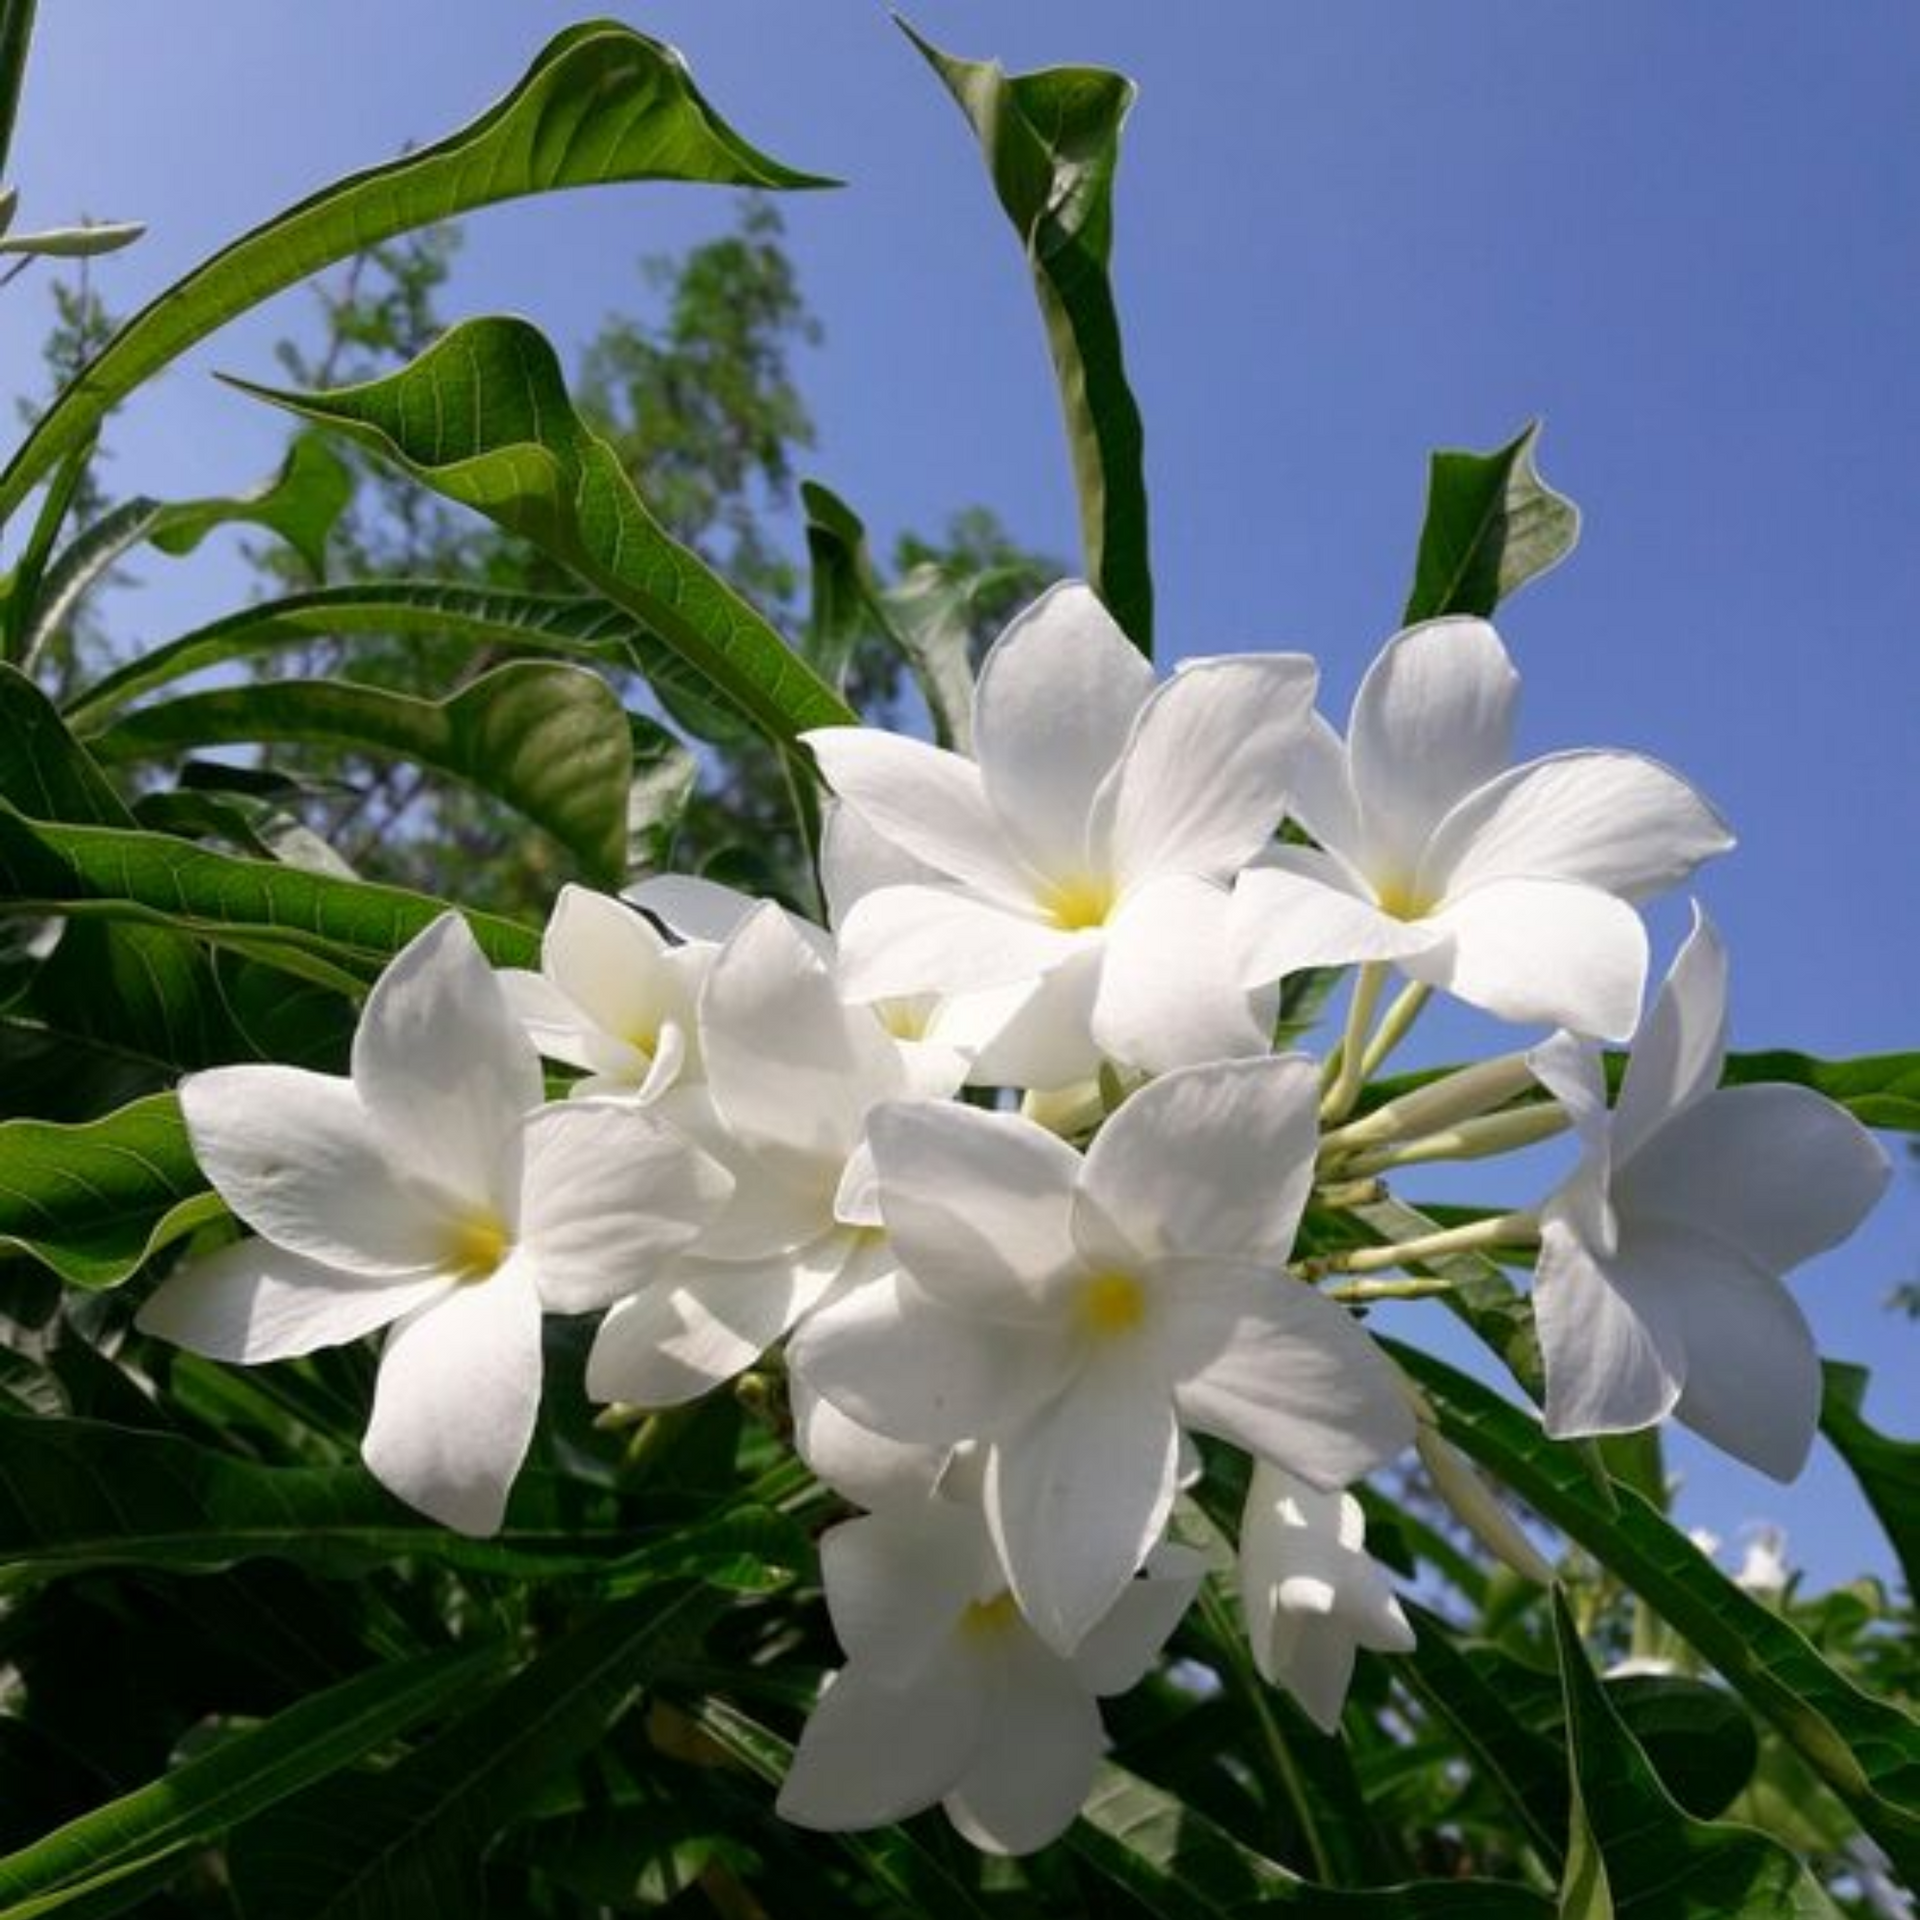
[1319,1052,1538,1160]
[1336,1103,1570,1178]
[1312,1210,1539,1277]
[1319,962,1388,1125]
[1357,980,1429,1080]
[1326,1276,1457,1303]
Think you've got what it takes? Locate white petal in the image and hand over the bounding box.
[1093,875,1278,1075]
[701,903,905,1177]
[497,968,603,1073]
[137,1238,447,1362]
[791,1372,949,1509]
[1534,1215,1688,1439]
[945,1630,1105,1854]
[1165,1263,1413,1485]
[1230,851,1440,987]
[803,727,1034,904]
[1668,1250,1823,1481]
[957,948,1105,1092]
[985,1352,1181,1655]
[1613,903,1728,1161]
[542,884,692,1057]
[1079,1056,1321,1267]
[1420,749,1734,905]
[819,801,940,926]
[779,1656,981,1834]
[1405,876,1648,1039]
[973,580,1156,879]
[1103,654,1318,889]
[866,1100,1082,1321]
[622,874,759,944]
[1347,618,1519,888]
[586,1236,854,1407]
[834,884,1081,1001]
[818,1502,993,1682]
[518,1102,732,1314]
[1282,712,1363,860]
[1069,1544,1206,1694]
[179,1067,446,1277]
[361,1264,543,1535]
[1526,1031,1613,1153]
[352,914,541,1214]
[1620,1084,1890,1277]
[790,1269,1074,1447]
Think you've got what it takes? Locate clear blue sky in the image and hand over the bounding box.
[3,3,1914,1587]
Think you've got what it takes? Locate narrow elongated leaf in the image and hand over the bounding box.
[65,581,736,742]
[0,1093,215,1288]
[0,0,34,184]
[1074,1762,1553,1916]
[87,662,637,886]
[1,438,91,664]
[0,1643,509,1920]
[1719,1048,1920,1131]
[1820,1361,1920,1597]
[227,1588,721,1920]
[904,25,1153,653]
[0,662,129,825]
[1403,423,1579,623]
[1552,1591,1838,1919]
[0,22,829,522]
[0,802,538,975]
[231,318,855,744]
[1394,1344,1920,1882]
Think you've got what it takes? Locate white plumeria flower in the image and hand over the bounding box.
[1239,1463,1414,1734]
[1231,617,1734,1040]
[499,884,709,1102]
[790,1056,1414,1653]
[805,580,1317,1087]
[585,902,963,1411]
[778,1490,1202,1854]
[138,915,732,1535]
[1527,907,1889,1479]
[1735,1526,1792,1596]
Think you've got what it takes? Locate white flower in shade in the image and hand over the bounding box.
[804,581,1316,1088]
[584,902,961,1412]
[1527,907,1889,1479]
[1239,1462,1414,1734]
[777,1491,1202,1854]
[138,915,731,1535]
[790,1056,1413,1653]
[1230,617,1734,1040]
[499,884,709,1102]
[1735,1526,1792,1597]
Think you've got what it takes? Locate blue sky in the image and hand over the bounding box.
[3,3,1915,1587]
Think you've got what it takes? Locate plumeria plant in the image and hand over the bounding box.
[0,10,1915,1917]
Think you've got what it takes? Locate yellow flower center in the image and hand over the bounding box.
[445,1210,511,1281]
[622,1024,658,1061]
[875,997,931,1042]
[960,1590,1022,1640]
[1040,874,1116,932]
[1373,874,1434,920]
[1074,1269,1148,1339]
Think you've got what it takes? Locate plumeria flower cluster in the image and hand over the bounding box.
[139,581,1890,1855]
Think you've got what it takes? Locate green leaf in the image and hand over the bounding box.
[1609,1676,1759,1822]
[0,22,829,523]
[0,1093,217,1288]
[0,802,538,976]
[904,25,1153,653]
[1403,423,1579,623]
[0,1643,509,1920]
[1551,1590,1838,1919]
[1,438,91,665]
[226,1587,722,1919]
[1820,1360,1920,1598]
[1720,1048,1920,1131]
[0,0,35,184]
[86,662,637,887]
[685,1697,999,1920]
[231,317,855,744]
[1395,1343,1920,1883]
[0,662,130,825]
[1073,1762,1553,1916]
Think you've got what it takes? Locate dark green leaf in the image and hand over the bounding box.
[0,1093,216,1288]
[227,1588,721,1920]
[1820,1360,1920,1597]
[1403,423,1579,624]
[1395,1344,1920,1883]
[0,22,829,522]
[1719,1048,1920,1132]
[0,1644,509,1920]
[87,662,637,887]
[0,0,35,184]
[0,802,538,977]
[1609,1676,1760,1822]
[904,25,1152,652]
[1073,1762,1553,1915]
[1,437,91,666]
[1551,1590,1837,1918]
[0,662,130,825]
[228,316,855,743]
